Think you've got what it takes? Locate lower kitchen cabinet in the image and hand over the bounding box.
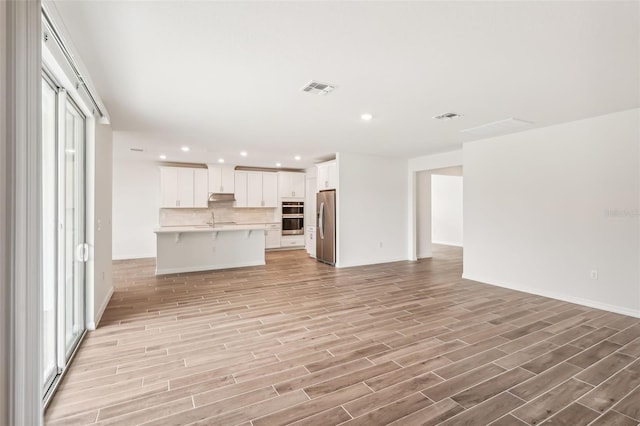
[281,235,305,248]
[306,226,316,258]
[265,223,281,249]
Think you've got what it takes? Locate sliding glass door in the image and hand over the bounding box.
[42,73,87,401]
[62,98,86,357]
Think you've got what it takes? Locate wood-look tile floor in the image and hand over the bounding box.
[45,246,640,426]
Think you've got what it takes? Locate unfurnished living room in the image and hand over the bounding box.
[1,1,639,425]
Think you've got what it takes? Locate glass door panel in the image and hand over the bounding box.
[63,100,86,357]
[42,77,58,389]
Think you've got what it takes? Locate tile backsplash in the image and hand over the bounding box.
[160,203,278,227]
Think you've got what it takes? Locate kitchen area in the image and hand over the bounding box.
[153,160,337,274]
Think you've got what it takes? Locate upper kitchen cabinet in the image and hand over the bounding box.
[160,166,208,208]
[235,171,278,208]
[316,160,337,191]
[207,164,235,194]
[193,169,209,208]
[278,172,305,199]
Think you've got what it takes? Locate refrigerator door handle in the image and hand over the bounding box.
[319,201,325,240]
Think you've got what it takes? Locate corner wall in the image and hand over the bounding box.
[90,123,113,328]
[112,156,160,259]
[464,109,640,316]
[337,152,408,267]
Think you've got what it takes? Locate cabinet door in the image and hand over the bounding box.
[265,229,281,249]
[209,165,236,193]
[160,167,179,207]
[317,164,329,191]
[176,168,194,207]
[262,173,278,207]
[208,165,221,193]
[220,167,235,193]
[234,171,248,207]
[327,162,337,189]
[193,169,209,208]
[291,173,305,198]
[277,172,291,197]
[247,172,263,207]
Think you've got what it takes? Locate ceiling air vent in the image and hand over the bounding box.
[301,81,335,95]
[433,112,462,120]
[460,118,533,136]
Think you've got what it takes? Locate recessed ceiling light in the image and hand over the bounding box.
[361,113,374,121]
[159,154,167,160]
[218,158,225,163]
[181,146,190,152]
[240,151,248,157]
[275,162,282,167]
[294,155,301,161]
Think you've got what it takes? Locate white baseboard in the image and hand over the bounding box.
[337,256,410,269]
[462,273,640,319]
[87,286,114,331]
[432,240,463,247]
[112,253,155,261]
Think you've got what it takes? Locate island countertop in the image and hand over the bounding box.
[154,224,267,233]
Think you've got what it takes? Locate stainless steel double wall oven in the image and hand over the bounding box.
[282,201,304,235]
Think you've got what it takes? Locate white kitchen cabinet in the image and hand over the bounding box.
[306,226,316,258]
[235,171,278,208]
[207,164,235,193]
[281,235,305,248]
[247,172,263,207]
[265,223,281,249]
[316,160,337,191]
[262,173,278,207]
[160,166,200,208]
[193,169,209,208]
[278,172,305,198]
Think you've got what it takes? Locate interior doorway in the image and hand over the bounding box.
[416,166,463,258]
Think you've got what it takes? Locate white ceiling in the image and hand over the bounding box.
[51,1,639,169]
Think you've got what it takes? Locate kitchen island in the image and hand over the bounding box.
[154,224,266,275]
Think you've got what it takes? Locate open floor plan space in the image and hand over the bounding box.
[45,247,640,426]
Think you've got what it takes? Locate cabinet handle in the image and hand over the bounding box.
[176,200,180,207]
[292,191,295,197]
[220,186,223,192]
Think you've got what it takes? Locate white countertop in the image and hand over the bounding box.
[154,224,267,233]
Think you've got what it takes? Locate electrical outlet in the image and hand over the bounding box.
[590,270,598,280]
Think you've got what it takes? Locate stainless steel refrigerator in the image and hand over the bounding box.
[316,190,336,265]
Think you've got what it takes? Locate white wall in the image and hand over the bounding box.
[337,152,408,267]
[112,156,160,259]
[432,174,463,246]
[90,123,113,327]
[415,172,431,258]
[464,108,640,317]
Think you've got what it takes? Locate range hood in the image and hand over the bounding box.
[208,192,236,203]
